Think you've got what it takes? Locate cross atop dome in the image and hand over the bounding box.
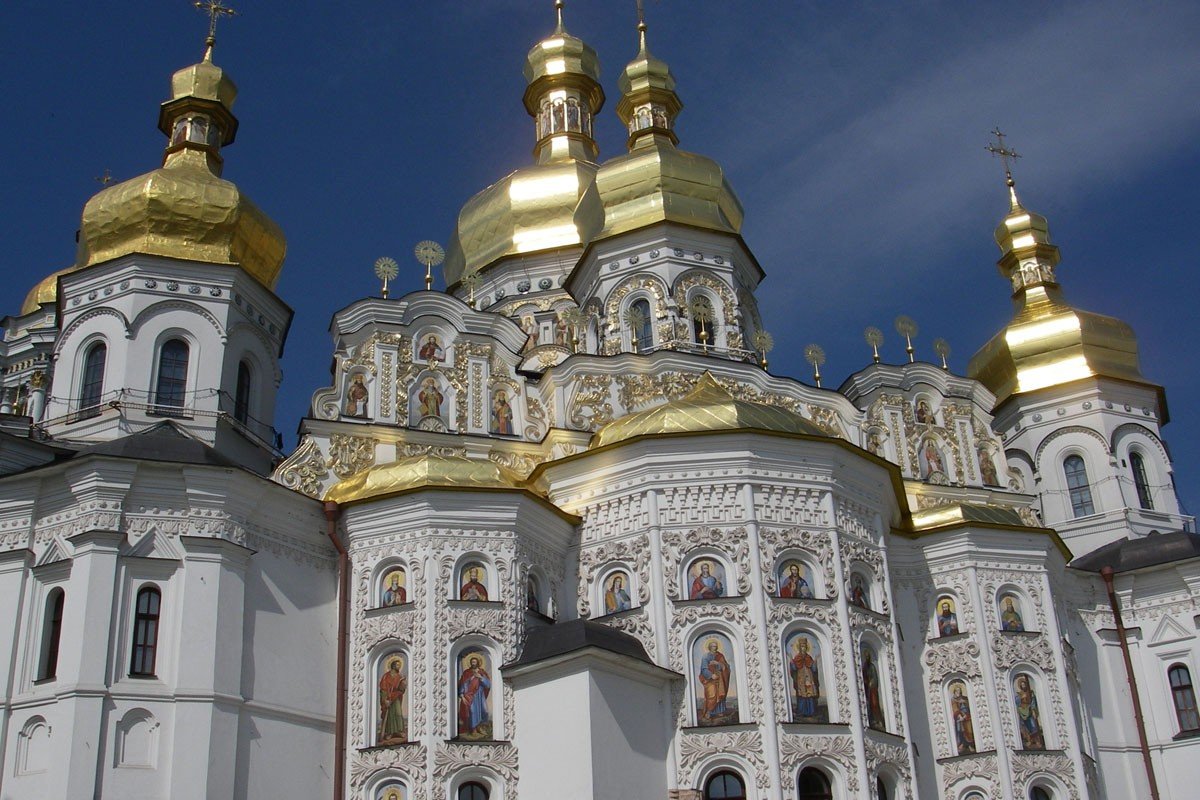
[986,127,1023,208]
[194,0,237,58]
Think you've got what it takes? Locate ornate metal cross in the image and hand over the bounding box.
[986,127,1021,180]
[194,0,237,46]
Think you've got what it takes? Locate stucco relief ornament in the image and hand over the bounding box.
[272,437,330,497]
[679,730,770,789]
[433,742,519,783]
[1011,751,1079,799]
[923,638,982,679]
[327,434,376,478]
[778,735,859,792]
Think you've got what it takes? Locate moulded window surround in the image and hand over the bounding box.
[1169,663,1200,733]
[234,360,252,424]
[629,297,654,353]
[1063,454,1096,517]
[797,766,834,800]
[1130,451,1154,510]
[457,781,489,800]
[1030,788,1052,800]
[129,586,162,676]
[78,342,107,418]
[704,770,747,800]
[37,588,65,681]
[153,339,190,412]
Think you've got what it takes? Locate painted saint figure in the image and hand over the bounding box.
[418,334,445,363]
[862,647,885,731]
[978,445,1000,485]
[789,635,821,721]
[1014,674,1045,749]
[381,570,407,607]
[418,377,444,420]
[1000,595,1025,632]
[521,316,539,352]
[697,637,733,725]
[456,654,492,740]
[937,597,959,636]
[345,374,369,418]
[604,573,632,614]
[460,566,488,602]
[949,681,976,754]
[491,390,514,435]
[922,439,945,477]
[689,560,726,600]
[779,562,815,599]
[375,785,406,800]
[915,399,935,425]
[850,574,870,610]
[377,656,407,745]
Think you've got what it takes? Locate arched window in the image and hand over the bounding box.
[876,777,890,800]
[38,588,65,681]
[1169,664,1200,733]
[234,360,252,424]
[1063,455,1095,517]
[154,339,190,411]
[1130,451,1154,510]
[630,298,653,353]
[130,586,161,677]
[457,782,489,800]
[690,295,715,345]
[798,767,833,800]
[79,342,107,417]
[1030,788,1052,800]
[704,770,747,800]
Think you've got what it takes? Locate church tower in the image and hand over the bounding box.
[967,150,1190,555]
[25,31,290,473]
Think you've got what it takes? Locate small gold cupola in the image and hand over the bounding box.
[73,30,286,289]
[593,11,743,241]
[968,133,1148,407]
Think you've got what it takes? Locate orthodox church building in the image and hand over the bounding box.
[1,7,1198,800]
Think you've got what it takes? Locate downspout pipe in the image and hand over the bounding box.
[325,501,349,800]
[1101,565,1160,800]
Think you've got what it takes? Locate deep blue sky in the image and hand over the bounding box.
[4,2,1199,510]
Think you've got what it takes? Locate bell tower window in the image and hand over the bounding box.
[154,339,190,412]
[1130,451,1154,510]
[79,342,107,418]
[37,588,65,681]
[1064,455,1095,517]
[234,361,252,424]
[130,586,161,677]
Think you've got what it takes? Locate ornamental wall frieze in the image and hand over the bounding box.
[578,492,649,542]
[849,608,893,642]
[678,729,770,791]
[349,746,428,798]
[379,351,395,419]
[778,734,859,794]
[990,633,1056,672]
[567,373,615,431]
[939,753,1000,800]
[577,534,652,617]
[924,639,982,680]
[805,404,843,437]
[329,434,377,479]
[523,395,547,440]
[835,496,877,543]
[660,483,747,527]
[401,443,468,459]
[662,526,753,597]
[864,736,912,783]
[753,486,827,527]
[273,436,329,498]
[757,526,836,598]
[1010,751,1080,800]
[432,742,519,785]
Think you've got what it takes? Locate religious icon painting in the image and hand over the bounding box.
[603,570,633,614]
[1012,673,1046,750]
[918,438,946,479]
[415,376,445,422]
[849,572,871,610]
[687,558,727,600]
[345,373,370,418]
[998,592,1026,632]
[416,333,445,363]
[935,595,960,637]
[784,631,827,723]
[777,560,816,599]
[455,649,493,741]
[947,679,976,755]
[490,389,514,435]
[374,784,407,800]
[459,563,489,602]
[692,632,738,726]
[376,653,409,746]
[860,644,885,731]
[379,567,408,607]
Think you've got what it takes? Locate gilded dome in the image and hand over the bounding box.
[968,188,1147,406]
[443,6,605,288]
[323,454,524,504]
[74,48,285,289]
[20,267,75,316]
[593,372,826,448]
[594,25,743,241]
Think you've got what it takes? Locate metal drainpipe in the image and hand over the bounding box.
[325,502,349,800]
[1100,565,1161,800]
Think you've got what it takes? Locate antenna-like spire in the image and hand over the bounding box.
[636,0,648,52]
[555,0,565,33]
[985,127,1022,209]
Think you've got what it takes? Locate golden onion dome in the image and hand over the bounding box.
[593,372,826,448]
[323,454,524,504]
[75,46,286,289]
[594,22,743,241]
[967,181,1147,406]
[443,2,605,287]
[20,267,75,316]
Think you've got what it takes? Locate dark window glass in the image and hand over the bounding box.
[39,589,65,680]
[234,361,252,424]
[1064,455,1095,517]
[1170,664,1200,732]
[456,782,489,800]
[877,777,889,800]
[691,296,714,344]
[704,770,746,800]
[1030,788,1053,800]
[632,298,653,353]
[154,339,190,409]
[798,767,833,800]
[79,343,107,416]
[130,586,161,676]
[1130,452,1154,510]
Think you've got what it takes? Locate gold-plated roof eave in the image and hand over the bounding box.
[896,509,1071,561]
[594,139,744,241]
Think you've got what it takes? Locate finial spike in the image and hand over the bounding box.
[555,0,565,33]
[194,1,236,58]
[986,127,1023,209]
[636,0,648,52]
